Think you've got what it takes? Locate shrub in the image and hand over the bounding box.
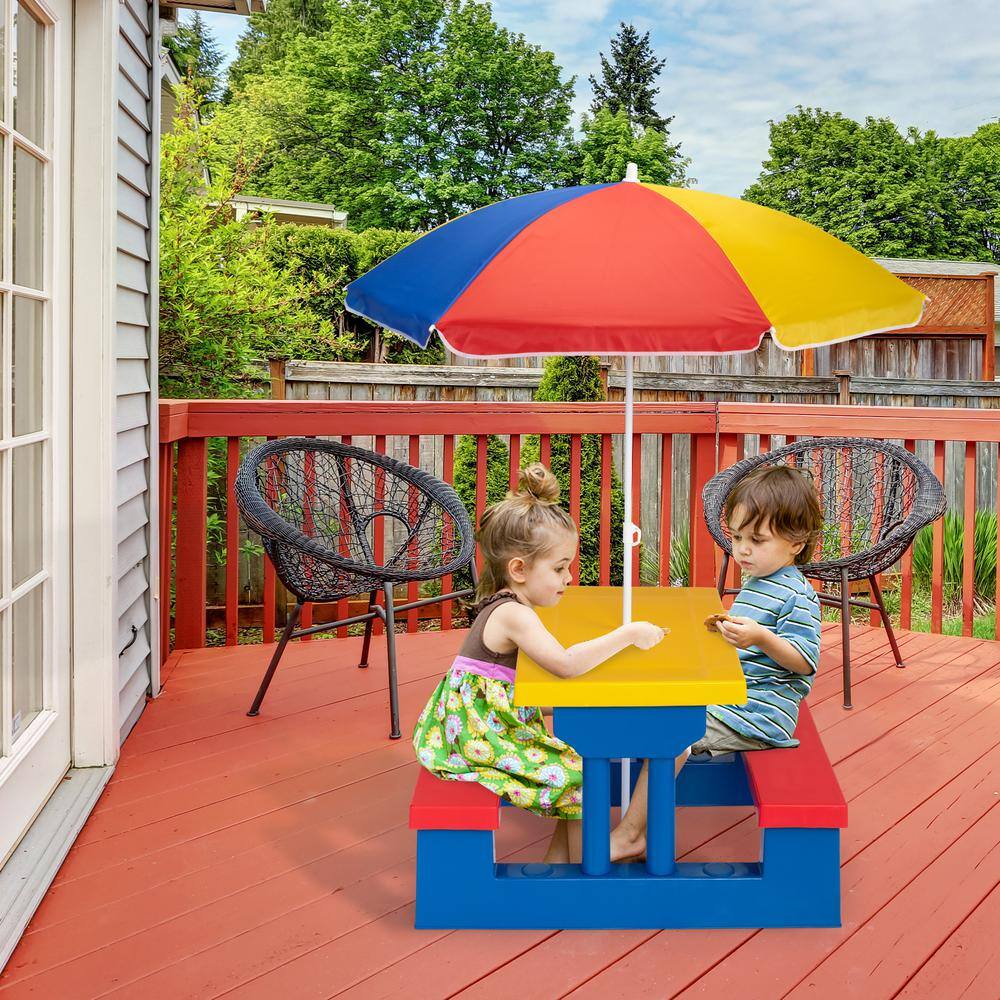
[452,432,511,594]
[158,87,358,399]
[911,509,997,606]
[265,225,444,364]
[639,530,690,586]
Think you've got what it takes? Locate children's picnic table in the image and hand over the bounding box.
[409,585,848,929]
[516,586,745,876]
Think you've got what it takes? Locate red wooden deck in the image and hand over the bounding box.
[3,623,1000,999]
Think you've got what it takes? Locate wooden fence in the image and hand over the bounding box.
[160,400,1000,652]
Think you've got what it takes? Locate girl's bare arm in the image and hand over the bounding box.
[494,603,664,679]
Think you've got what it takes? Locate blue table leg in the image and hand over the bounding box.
[582,756,610,875]
[646,756,675,876]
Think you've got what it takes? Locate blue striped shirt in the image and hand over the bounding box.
[708,565,822,748]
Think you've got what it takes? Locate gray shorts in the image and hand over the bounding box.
[689,711,770,757]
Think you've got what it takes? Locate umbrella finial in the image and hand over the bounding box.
[623,162,639,183]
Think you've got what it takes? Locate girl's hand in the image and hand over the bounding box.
[628,621,667,650]
[717,616,765,649]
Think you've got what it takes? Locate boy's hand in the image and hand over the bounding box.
[717,616,766,650]
[628,621,667,650]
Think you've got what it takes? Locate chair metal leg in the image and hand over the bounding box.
[841,570,852,710]
[248,600,304,717]
[716,552,730,598]
[869,574,905,668]
[384,582,402,739]
[358,590,378,668]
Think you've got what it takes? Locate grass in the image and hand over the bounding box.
[822,582,997,641]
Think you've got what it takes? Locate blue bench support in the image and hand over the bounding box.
[410,701,846,929]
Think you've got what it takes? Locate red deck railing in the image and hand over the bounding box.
[158,400,1000,660]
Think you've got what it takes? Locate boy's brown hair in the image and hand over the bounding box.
[724,465,823,566]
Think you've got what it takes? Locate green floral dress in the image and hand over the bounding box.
[412,592,583,819]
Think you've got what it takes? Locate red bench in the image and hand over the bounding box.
[410,768,501,831]
[743,701,848,828]
[410,702,847,833]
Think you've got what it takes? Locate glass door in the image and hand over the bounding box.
[0,0,70,867]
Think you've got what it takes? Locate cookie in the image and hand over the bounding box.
[704,613,733,632]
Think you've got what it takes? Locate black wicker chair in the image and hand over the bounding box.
[235,437,477,738]
[702,438,946,709]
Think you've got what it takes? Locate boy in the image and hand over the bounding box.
[610,464,824,863]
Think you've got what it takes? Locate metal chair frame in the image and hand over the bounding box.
[235,437,478,738]
[702,437,946,708]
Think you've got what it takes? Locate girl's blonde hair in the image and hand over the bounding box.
[475,463,577,602]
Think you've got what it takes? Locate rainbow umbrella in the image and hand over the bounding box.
[346,165,927,625]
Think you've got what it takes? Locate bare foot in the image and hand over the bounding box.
[610,825,646,863]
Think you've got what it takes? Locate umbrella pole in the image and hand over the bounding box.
[622,353,636,625]
[621,352,637,814]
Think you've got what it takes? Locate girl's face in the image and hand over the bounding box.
[507,529,578,607]
[728,506,804,579]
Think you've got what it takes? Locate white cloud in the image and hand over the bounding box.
[590,0,1000,193]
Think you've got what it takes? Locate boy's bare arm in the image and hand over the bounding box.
[717,617,813,675]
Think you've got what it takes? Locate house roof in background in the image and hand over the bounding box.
[160,49,183,88]
[228,195,348,227]
[878,257,1000,316]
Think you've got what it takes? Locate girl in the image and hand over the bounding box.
[413,463,665,863]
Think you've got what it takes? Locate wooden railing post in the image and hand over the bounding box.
[833,370,852,405]
[158,442,175,663]
[174,437,208,649]
[269,358,287,400]
[689,431,717,587]
[981,273,996,382]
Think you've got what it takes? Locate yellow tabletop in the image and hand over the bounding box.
[514,587,747,708]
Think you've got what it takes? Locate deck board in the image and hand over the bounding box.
[2,626,999,999]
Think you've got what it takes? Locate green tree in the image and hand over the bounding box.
[164,12,224,109]
[213,0,577,229]
[522,356,625,586]
[577,107,689,185]
[158,88,357,398]
[589,22,671,134]
[226,0,330,98]
[745,107,1000,261]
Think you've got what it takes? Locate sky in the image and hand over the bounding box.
[196,0,1000,197]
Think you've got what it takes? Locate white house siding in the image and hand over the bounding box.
[115,0,157,743]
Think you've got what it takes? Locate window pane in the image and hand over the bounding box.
[12,441,42,587]
[11,584,42,741]
[12,296,42,435]
[13,146,44,289]
[13,3,44,147]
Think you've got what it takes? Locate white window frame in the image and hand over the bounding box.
[0,0,73,864]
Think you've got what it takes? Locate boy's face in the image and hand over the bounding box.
[727,506,805,579]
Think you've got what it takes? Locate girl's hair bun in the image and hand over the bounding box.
[517,463,560,504]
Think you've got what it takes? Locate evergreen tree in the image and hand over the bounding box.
[589,22,670,133]
[164,12,224,108]
[577,107,689,186]
[225,0,330,98]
